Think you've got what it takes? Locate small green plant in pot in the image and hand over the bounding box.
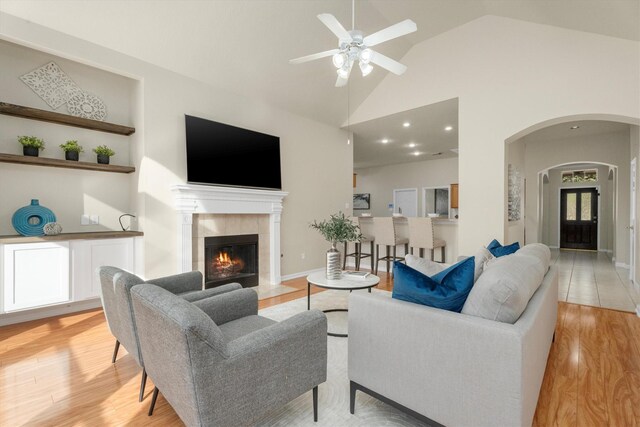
[18,136,45,157]
[59,140,84,161]
[93,145,115,165]
[310,211,361,279]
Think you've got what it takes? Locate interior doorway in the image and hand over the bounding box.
[560,187,598,250]
[393,188,418,217]
[630,158,636,283]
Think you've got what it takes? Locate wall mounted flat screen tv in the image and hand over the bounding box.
[185,115,282,190]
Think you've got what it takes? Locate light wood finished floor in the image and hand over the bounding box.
[1,273,639,426]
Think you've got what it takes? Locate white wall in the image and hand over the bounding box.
[0,39,136,234]
[349,15,640,256]
[521,131,630,261]
[354,157,458,217]
[0,12,352,279]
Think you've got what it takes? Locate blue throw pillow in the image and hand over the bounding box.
[392,257,475,313]
[488,241,520,257]
[487,239,502,250]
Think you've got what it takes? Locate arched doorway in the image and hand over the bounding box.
[505,116,640,312]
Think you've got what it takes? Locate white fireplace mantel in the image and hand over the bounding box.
[171,184,288,284]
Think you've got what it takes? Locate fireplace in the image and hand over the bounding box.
[205,234,258,288]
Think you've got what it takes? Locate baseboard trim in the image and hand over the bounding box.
[636,305,640,317]
[548,246,559,249]
[281,268,324,282]
[0,298,102,326]
[350,381,443,427]
[615,262,630,269]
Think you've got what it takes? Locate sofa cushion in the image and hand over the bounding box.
[405,254,448,276]
[517,243,551,271]
[461,253,545,323]
[487,239,502,250]
[392,257,475,313]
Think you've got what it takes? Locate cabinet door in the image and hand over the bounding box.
[450,184,459,209]
[71,238,134,300]
[3,242,70,312]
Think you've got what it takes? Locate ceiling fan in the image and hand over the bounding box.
[289,1,417,87]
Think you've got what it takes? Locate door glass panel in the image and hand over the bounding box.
[581,192,592,221]
[566,193,576,220]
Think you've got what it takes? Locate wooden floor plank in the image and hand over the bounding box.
[1,276,639,426]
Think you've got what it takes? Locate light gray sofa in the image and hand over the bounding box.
[98,267,241,401]
[348,248,558,427]
[131,284,328,426]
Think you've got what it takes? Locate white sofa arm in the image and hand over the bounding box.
[348,267,557,427]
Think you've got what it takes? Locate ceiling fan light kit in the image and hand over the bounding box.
[290,4,417,87]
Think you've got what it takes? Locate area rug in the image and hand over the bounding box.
[255,289,426,426]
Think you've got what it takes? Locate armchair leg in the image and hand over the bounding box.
[350,381,356,414]
[313,386,318,422]
[111,340,120,363]
[148,387,159,416]
[139,369,147,402]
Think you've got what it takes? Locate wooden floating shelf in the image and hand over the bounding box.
[0,231,143,244]
[0,153,135,174]
[0,101,135,136]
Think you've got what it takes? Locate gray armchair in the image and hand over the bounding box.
[131,284,328,426]
[97,266,241,401]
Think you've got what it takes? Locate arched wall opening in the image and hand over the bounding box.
[505,115,639,268]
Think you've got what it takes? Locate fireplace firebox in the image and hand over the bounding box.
[204,234,258,288]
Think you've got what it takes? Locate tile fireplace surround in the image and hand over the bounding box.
[172,184,288,285]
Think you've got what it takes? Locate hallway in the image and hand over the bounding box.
[553,249,640,312]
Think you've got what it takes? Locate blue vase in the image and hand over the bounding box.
[12,199,57,237]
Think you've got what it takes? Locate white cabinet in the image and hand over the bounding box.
[71,238,134,300]
[3,242,70,311]
[0,234,141,324]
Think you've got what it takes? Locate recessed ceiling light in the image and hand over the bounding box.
[403,122,411,128]
[444,126,453,131]
[408,143,416,148]
[413,151,421,156]
[570,125,580,130]
[381,138,389,144]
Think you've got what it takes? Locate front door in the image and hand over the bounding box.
[560,188,598,250]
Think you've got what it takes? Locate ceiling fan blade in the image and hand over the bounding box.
[370,51,407,75]
[363,19,417,47]
[318,13,352,41]
[289,49,340,64]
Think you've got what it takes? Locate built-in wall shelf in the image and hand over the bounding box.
[0,153,135,174]
[0,101,135,136]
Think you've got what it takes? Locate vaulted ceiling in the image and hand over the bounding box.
[1,0,638,128]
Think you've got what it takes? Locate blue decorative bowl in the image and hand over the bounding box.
[12,199,57,236]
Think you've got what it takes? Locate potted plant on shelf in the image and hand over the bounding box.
[59,140,84,161]
[93,145,115,165]
[18,135,45,157]
[310,211,361,279]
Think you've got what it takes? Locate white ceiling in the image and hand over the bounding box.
[5,0,636,170]
[1,0,638,129]
[352,98,458,169]
[520,120,631,143]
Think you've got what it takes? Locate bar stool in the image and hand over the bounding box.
[343,217,375,271]
[372,217,409,275]
[408,217,446,263]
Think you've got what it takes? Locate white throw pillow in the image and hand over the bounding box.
[461,253,545,324]
[472,247,494,282]
[405,254,447,276]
